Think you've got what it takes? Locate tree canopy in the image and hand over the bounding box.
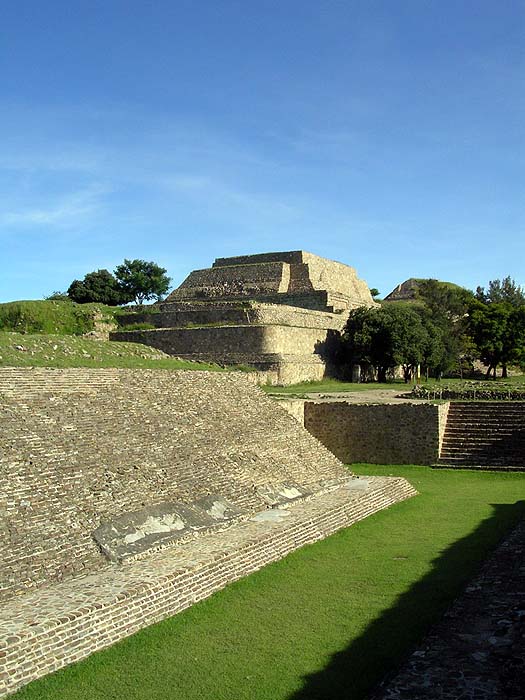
[475,276,525,306]
[114,259,171,305]
[67,269,127,306]
[469,277,525,377]
[66,260,171,306]
[342,304,429,382]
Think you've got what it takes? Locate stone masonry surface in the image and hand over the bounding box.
[0,367,347,602]
[0,476,416,698]
[114,251,377,384]
[0,367,417,696]
[304,402,450,465]
[168,251,374,310]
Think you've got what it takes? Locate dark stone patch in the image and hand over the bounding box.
[194,495,244,521]
[93,502,216,561]
[257,482,311,506]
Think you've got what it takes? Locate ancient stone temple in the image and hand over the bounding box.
[111,251,376,384]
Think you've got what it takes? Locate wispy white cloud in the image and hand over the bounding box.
[162,173,300,221]
[0,185,109,228]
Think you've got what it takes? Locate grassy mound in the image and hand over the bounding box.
[0,300,236,371]
[0,300,116,335]
[0,331,224,371]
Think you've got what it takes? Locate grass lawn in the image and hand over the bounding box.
[11,466,525,700]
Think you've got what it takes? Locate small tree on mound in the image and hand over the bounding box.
[67,269,127,306]
[114,259,171,305]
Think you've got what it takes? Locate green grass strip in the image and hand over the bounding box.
[12,466,525,700]
[0,332,224,371]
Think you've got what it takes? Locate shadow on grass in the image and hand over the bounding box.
[287,500,525,700]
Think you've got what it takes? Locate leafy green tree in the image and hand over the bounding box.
[114,259,171,305]
[468,301,525,378]
[67,269,126,305]
[475,276,525,306]
[342,304,428,382]
[470,277,525,377]
[416,279,475,377]
[417,279,474,320]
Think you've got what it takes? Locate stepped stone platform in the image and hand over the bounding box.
[437,402,525,469]
[110,251,376,384]
[0,368,416,696]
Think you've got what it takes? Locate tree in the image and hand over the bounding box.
[475,276,525,306]
[416,279,475,377]
[342,304,429,382]
[471,277,525,377]
[114,259,171,305]
[67,269,126,305]
[468,301,525,378]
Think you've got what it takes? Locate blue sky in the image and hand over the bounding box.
[2,1,524,302]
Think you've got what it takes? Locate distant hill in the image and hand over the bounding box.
[384,278,467,303]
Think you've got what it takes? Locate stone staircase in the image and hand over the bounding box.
[438,402,525,469]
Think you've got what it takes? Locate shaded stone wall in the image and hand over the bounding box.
[0,368,347,602]
[117,302,346,331]
[304,402,448,465]
[110,325,333,385]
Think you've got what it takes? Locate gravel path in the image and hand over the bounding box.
[302,389,413,404]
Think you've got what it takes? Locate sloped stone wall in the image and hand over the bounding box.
[1,476,416,698]
[0,368,347,602]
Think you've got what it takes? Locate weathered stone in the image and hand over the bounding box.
[93,502,216,561]
[250,508,291,522]
[111,251,377,384]
[0,367,349,601]
[256,482,311,506]
[194,495,244,522]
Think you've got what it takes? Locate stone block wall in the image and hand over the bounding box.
[0,368,348,602]
[304,402,449,465]
[110,325,334,385]
[111,325,331,356]
[169,261,290,300]
[117,302,345,331]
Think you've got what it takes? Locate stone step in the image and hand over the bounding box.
[446,413,525,420]
[436,461,524,469]
[443,426,522,434]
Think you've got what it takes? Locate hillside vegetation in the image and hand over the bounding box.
[0,300,117,335]
[0,301,225,371]
[0,331,226,370]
